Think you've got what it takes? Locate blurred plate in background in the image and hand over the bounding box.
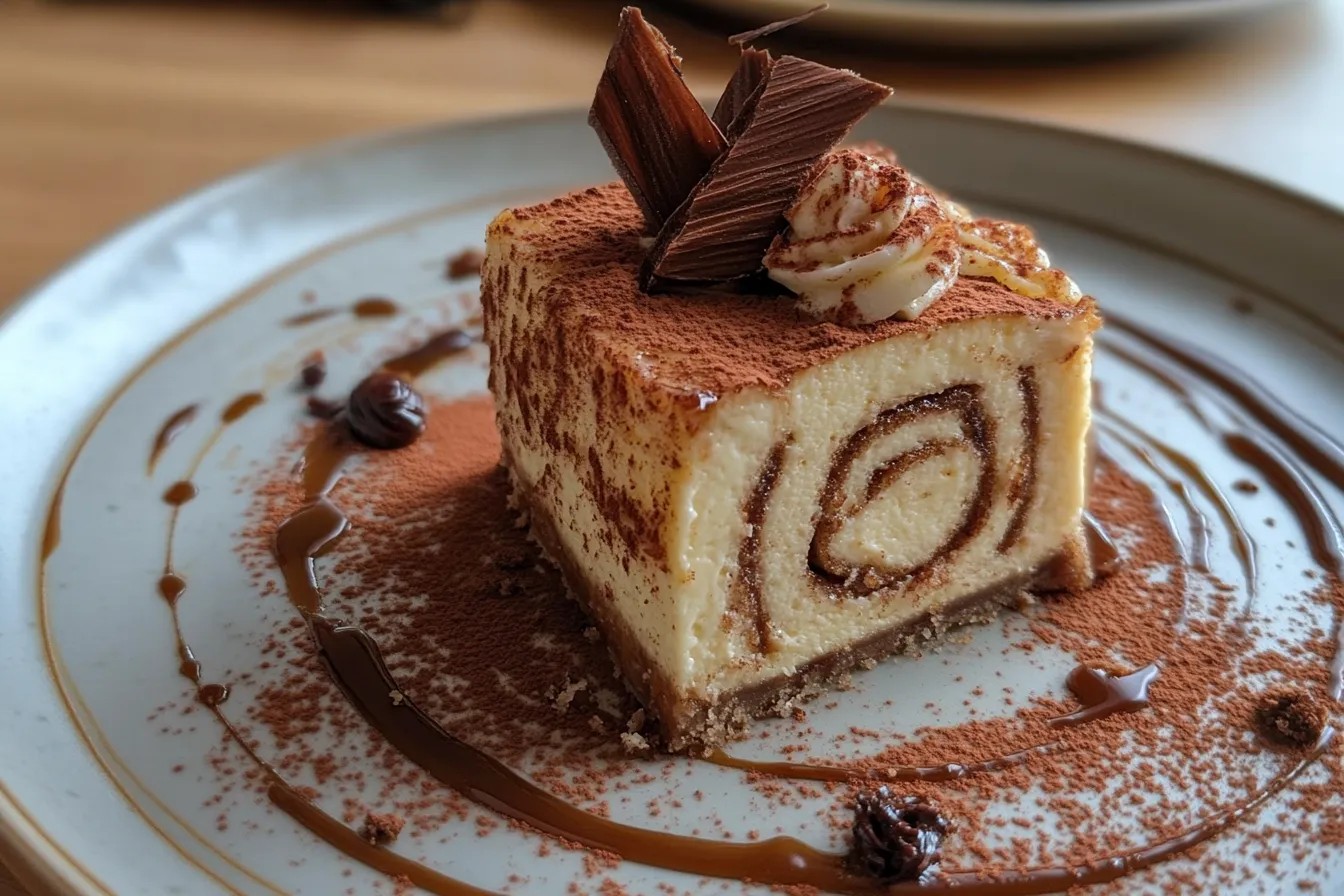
[669,0,1312,50]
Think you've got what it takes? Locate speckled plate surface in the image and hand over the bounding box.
[1,105,1343,896]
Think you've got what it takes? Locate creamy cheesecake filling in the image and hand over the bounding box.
[672,314,1093,697]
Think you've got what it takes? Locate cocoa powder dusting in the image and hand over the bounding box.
[219,400,1343,892]
[721,458,1342,889]
[233,397,650,854]
[497,184,1096,396]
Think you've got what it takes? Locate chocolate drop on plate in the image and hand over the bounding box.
[346,372,426,449]
[199,683,230,707]
[162,480,198,506]
[148,403,199,472]
[352,297,399,318]
[299,350,327,389]
[158,572,186,606]
[221,392,264,423]
[848,788,949,884]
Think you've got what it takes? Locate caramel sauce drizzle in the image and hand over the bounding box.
[162,480,198,506]
[282,297,401,328]
[1082,512,1121,577]
[115,315,1344,895]
[221,391,265,423]
[148,403,200,474]
[707,663,1158,782]
[1103,314,1344,697]
[1096,421,1212,571]
[1048,665,1160,729]
[312,616,874,893]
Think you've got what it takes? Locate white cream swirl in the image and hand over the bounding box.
[764,149,960,326]
[942,198,1082,304]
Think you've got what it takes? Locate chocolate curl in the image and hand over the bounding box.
[727,2,829,46]
[643,56,893,287]
[714,2,829,132]
[588,7,728,230]
[711,47,773,134]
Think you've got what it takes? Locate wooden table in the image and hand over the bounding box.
[1,0,1340,892]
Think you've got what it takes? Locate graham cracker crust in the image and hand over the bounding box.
[504,453,1087,753]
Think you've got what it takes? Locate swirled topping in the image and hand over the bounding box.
[764,150,960,326]
[942,198,1082,304]
[766,148,1083,325]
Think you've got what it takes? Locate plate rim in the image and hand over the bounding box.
[5,97,1343,342]
[4,99,1344,896]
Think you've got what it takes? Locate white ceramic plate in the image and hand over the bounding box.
[672,0,1311,50]
[2,106,1343,896]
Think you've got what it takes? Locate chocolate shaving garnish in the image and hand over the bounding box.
[588,7,727,230]
[643,55,891,287]
[711,47,773,133]
[728,2,828,46]
[848,788,950,884]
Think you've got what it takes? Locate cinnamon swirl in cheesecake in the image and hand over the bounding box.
[481,8,1101,750]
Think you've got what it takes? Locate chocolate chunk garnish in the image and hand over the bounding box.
[849,788,950,884]
[347,372,426,449]
[643,56,891,287]
[711,47,773,133]
[359,812,405,846]
[1254,687,1328,747]
[299,350,327,389]
[727,2,828,46]
[588,7,727,230]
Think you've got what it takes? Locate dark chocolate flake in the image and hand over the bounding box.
[849,788,950,884]
[588,7,727,230]
[643,55,891,287]
[727,2,829,46]
[711,47,773,134]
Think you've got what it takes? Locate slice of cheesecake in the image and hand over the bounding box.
[482,183,1101,751]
